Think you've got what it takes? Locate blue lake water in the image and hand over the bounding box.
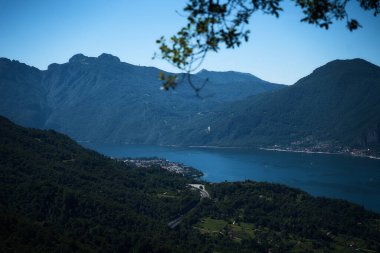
[82,143,380,213]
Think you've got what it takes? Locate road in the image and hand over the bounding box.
[188,184,210,198]
[168,216,183,229]
[167,184,210,229]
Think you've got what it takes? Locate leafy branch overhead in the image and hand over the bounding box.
[155,0,379,92]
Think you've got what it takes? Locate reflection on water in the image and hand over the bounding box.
[83,143,380,213]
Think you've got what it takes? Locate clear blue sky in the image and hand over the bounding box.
[0,0,379,84]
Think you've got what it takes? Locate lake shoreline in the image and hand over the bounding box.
[83,142,380,213]
[83,142,380,160]
[162,144,380,160]
[257,147,380,160]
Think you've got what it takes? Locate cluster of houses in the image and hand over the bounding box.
[123,158,203,178]
[264,143,379,159]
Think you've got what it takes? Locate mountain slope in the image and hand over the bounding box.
[1,116,380,252]
[195,69,283,101]
[0,115,202,252]
[0,54,283,143]
[0,58,46,128]
[1,55,379,151]
[168,59,380,151]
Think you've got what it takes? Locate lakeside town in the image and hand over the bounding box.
[260,140,380,160]
[121,157,204,179]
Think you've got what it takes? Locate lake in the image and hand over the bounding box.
[83,143,380,213]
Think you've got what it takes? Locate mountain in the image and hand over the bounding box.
[167,59,380,152]
[195,69,280,101]
[0,54,283,143]
[1,116,379,252]
[1,55,379,153]
[0,115,201,252]
[0,58,45,128]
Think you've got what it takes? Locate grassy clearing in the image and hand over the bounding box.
[332,234,377,253]
[195,217,258,241]
[194,217,378,252]
[196,218,228,234]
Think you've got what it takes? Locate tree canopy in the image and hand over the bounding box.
[155,0,379,92]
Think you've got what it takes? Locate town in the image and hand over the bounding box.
[122,157,204,179]
[261,141,380,160]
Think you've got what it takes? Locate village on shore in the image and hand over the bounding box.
[260,143,380,160]
[122,157,204,178]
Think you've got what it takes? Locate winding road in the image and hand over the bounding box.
[188,184,210,199]
[167,184,210,229]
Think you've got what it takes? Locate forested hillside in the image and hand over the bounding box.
[168,59,380,153]
[0,116,202,252]
[0,54,282,143]
[1,116,380,252]
[1,55,379,153]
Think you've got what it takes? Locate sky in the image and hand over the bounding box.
[0,0,379,85]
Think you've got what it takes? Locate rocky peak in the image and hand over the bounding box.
[68,54,89,64]
[97,53,120,63]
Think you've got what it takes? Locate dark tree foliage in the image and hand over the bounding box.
[1,115,380,252]
[188,181,380,252]
[155,0,379,92]
[0,116,204,252]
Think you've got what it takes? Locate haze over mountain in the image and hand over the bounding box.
[0,54,379,153]
[0,53,283,143]
[169,59,380,152]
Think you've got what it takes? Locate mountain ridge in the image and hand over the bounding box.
[0,53,284,143]
[165,58,380,156]
[1,54,379,154]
